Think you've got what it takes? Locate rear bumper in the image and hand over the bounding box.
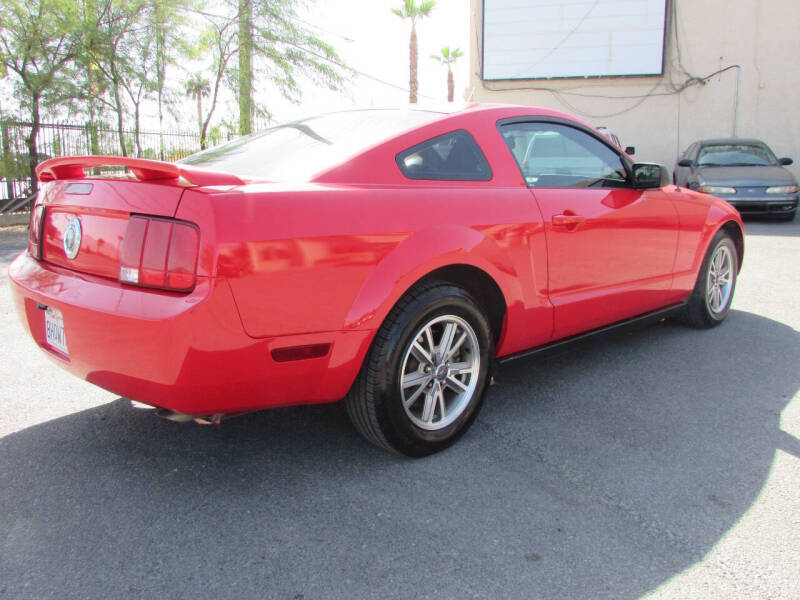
[9,252,372,414]
[728,196,798,216]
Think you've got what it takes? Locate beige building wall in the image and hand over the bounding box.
[469,0,800,178]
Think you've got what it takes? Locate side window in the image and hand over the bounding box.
[396,130,492,181]
[499,122,628,188]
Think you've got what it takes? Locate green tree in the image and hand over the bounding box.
[430,45,463,102]
[392,0,435,104]
[86,0,154,156]
[81,0,178,157]
[233,0,349,135]
[151,0,190,159]
[79,0,105,155]
[189,16,239,149]
[238,0,253,135]
[185,74,210,146]
[0,0,80,194]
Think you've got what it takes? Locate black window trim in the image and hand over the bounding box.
[496,116,634,187]
[395,129,493,182]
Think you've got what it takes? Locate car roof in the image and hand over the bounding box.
[697,138,768,146]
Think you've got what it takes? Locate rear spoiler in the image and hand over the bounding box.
[35,155,246,186]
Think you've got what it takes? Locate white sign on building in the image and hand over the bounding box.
[482,0,667,80]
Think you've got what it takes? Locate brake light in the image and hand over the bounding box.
[28,204,46,259]
[119,216,199,292]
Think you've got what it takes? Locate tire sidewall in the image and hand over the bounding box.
[373,287,493,455]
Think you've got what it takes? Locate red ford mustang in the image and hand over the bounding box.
[9,104,744,455]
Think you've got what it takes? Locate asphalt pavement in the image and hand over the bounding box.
[1,220,799,599]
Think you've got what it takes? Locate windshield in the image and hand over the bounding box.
[696,143,777,167]
[180,109,442,180]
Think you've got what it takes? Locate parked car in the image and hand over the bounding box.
[9,105,744,456]
[596,126,635,155]
[674,138,798,220]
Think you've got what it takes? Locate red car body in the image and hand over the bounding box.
[9,104,744,418]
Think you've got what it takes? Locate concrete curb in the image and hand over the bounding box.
[0,213,30,227]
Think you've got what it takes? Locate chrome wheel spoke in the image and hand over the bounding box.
[438,322,456,361]
[446,375,468,393]
[424,326,436,357]
[403,381,428,408]
[435,385,446,422]
[421,386,437,423]
[411,341,433,366]
[402,371,430,389]
[449,361,473,376]
[444,331,467,362]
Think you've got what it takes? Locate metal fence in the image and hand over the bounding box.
[1,120,202,211]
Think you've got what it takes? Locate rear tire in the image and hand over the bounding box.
[682,231,738,328]
[345,282,493,457]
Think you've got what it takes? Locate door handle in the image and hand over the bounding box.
[552,213,585,227]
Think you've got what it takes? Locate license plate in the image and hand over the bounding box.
[45,307,68,355]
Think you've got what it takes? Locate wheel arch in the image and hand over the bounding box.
[412,264,507,344]
[688,202,745,283]
[343,225,519,345]
[719,219,745,271]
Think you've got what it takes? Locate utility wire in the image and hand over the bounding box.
[279,38,441,102]
[290,16,355,42]
[477,0,741,119]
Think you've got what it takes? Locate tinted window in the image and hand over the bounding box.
[696,143,777,167]
[180,109,442,181]
[396,130,492,181]
[500,122,628,188]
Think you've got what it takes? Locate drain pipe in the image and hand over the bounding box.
[731,65,741,137]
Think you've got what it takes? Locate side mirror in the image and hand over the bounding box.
[677,158,693,167]
[632,163,670,189]
[625,146,635,155]
[779,157,793,166]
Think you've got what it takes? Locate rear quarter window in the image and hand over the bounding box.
[396,130,492,181]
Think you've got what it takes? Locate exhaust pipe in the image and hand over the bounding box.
[152,407,224,425]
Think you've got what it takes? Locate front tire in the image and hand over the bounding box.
[682,231,738,328]
[345,282,493,456]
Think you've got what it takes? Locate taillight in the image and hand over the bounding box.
[27,204,46,259]
[119,216,199,292]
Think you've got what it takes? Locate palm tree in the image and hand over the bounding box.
[392,0,436,104]
[431,46,463,102]
[185,74,210,149]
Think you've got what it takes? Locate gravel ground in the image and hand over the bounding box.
[1,219,798,599]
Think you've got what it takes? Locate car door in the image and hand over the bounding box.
[499,120,680,340]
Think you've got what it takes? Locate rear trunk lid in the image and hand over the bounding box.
[34,155,244,281]
[40,179,186,279]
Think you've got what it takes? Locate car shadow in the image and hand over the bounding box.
[1,310,798,599]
